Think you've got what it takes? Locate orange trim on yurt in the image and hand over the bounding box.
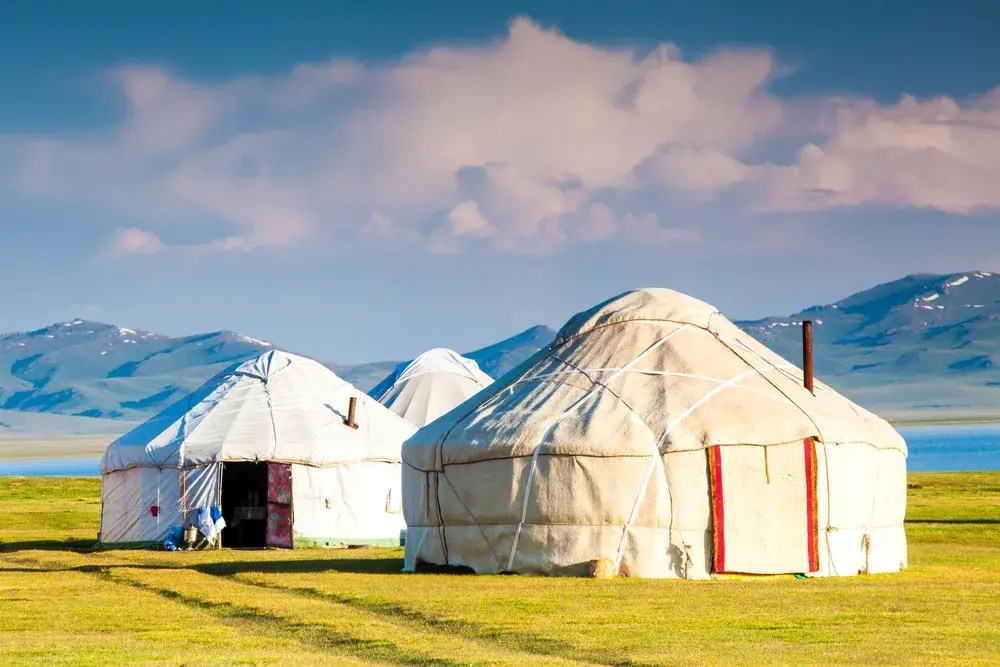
[708,445,726,573]
[803,438,820,572]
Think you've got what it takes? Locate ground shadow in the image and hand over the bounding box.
[4,551,659,667]
[100,573,465,667]
[0,538,97,552]
[232,574,656,667]
[906,519,1000,525]
[196,557,406,577]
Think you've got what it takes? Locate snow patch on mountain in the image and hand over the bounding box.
[235,334,273,347]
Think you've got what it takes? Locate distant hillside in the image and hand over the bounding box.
[329,324,558,392]
[737,271,1000,418]
[0,409,134,439]
[465,325,556,378]
[0,318,558,434]
[2,271,999,434]
[0,320,273,421]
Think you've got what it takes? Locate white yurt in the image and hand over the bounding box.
[402,289,908,579]
[369,348,494,428]
[99,350,416,549]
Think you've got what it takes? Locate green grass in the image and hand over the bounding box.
[1,475,999,666]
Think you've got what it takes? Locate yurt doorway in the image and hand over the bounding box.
[707,440,820,575]
[220,462,268,548]
[219,461,295,549]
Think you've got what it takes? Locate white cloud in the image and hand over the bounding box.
[757,90,1000,213]
[573,203,699,245]
[634,148,752,194]
[111,227,164,255]
[447,200,495,238]
[2,17,997,257]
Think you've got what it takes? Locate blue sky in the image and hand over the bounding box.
[1,1,998,362]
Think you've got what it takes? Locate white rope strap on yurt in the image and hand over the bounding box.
[516,368,823,409]
[721,337,828,442]
[439,470,505,568]
[452,354,487,385]
[613,361,796,570]
[263,376,281,461]
[505,324,692,572]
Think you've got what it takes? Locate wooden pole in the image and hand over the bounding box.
[345,396,359,429]
[802,320,814,395]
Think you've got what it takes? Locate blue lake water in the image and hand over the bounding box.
[1,424,999,476]
[897,423,1000,472]
[1,457,102,477]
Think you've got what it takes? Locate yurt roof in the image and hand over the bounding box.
[370,348,493,428]
[102,350,416,473]
[370,348,492,399]
[405,288,907,471]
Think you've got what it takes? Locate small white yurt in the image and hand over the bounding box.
[99,350,416,549]
[403,289,908,579]
[369,348,494,428]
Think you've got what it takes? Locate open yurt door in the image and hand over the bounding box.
[708,439,820,575]
[266,463,293,548]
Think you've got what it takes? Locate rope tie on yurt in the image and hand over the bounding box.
[434,472,448,564]
[862,533,872,575]
[822,445,837,576]
[261,375,280,462]
[506,325,692,572]
[861,459,882,574]
[439,470,503,569]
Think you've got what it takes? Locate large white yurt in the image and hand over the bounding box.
[402,289,908,579]
[99,350,416,549]
[369,348,494,428]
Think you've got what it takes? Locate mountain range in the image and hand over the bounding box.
[0,318,556,432]
[736,271,1000,419]
[2,271,999,437]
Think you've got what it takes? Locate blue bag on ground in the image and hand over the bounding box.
[163,524,183,551]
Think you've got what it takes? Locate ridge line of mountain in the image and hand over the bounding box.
[2,271,998,429]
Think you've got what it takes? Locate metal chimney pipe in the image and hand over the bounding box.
[344,396,359,429]
[802,320,814,395]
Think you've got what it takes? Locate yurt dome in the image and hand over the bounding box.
[100,350,416,549]
[369,348,494,428]
[402,289,908,579]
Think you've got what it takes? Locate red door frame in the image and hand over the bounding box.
[266,462,294,548]
[708,439,819,573]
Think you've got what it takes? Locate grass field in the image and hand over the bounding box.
[1,474,999,666]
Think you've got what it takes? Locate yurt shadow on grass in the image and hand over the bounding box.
[195,556,405,577]
[402,288,909,580]
[98,351,417,551]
